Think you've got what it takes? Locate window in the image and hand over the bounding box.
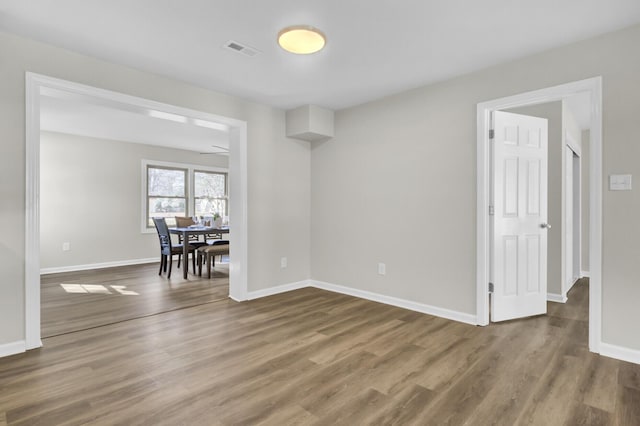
[143,161,228,230]
[194,171,227,218]
[147,165,187,227]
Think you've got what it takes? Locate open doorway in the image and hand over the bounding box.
[25,73,249,349]
[476,77,602,354]
[499,96,589,305]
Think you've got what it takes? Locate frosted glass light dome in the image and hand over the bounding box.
[278,26,326,54]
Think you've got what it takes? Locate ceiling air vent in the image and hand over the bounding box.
[223,40,260,57]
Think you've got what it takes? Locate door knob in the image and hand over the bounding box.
[540,223,551,229]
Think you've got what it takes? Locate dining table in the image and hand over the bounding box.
[169,226,230,279]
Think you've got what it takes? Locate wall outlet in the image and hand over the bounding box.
[62,242,70,251]
[378,262,386,275]
[280,257,288,268]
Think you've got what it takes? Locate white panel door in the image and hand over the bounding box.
[491,111,549,322]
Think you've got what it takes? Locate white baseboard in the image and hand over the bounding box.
[26,338,43,351]
[600,342,640,365]
[245,279,477,325]
[310,280,477,325]
[547,293,568,303]
[246,280,310,300]
[581,270,590,278]
[40,257,158,275]
[567,277,580,294]
[0,340,26,358]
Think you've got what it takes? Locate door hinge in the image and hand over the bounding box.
[489,129,495,139]
[489,282,494,293]
[489,205,495,216]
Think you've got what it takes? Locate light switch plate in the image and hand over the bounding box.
[609,174,632,191]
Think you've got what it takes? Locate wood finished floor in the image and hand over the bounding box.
[2,278,640,425]
[41,261,229,337]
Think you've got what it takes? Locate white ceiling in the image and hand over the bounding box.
[39,88,230,153]
[2,1,640,111]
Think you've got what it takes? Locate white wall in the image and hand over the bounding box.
[40,131,228,270]
[0,31,310,346]
[563,103,583,151]
[311,24,640,351]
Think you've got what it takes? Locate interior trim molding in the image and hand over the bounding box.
[600,342,640,366]
[581,270,591,278]
[311,280,477,325]
[547,293,568,304]
[40,258,158,275]
[246,280,310,300]
[0,341,26,358]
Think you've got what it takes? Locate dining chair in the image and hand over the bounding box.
[177,215,223,245]
[205,231,224,245]
[196,240,230,279]
[152,217,197,278]
[174,216,208,267]
[200,216,224,244]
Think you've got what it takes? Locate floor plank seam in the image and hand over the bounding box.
[42,295,231,340]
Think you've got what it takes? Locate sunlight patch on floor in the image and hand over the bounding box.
[111,285,139,296]
[61,283,139,296]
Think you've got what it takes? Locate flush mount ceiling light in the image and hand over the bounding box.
[277,25,326,54]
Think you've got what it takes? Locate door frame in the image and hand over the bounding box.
[476,76,602,354]
[25,73,249,350]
